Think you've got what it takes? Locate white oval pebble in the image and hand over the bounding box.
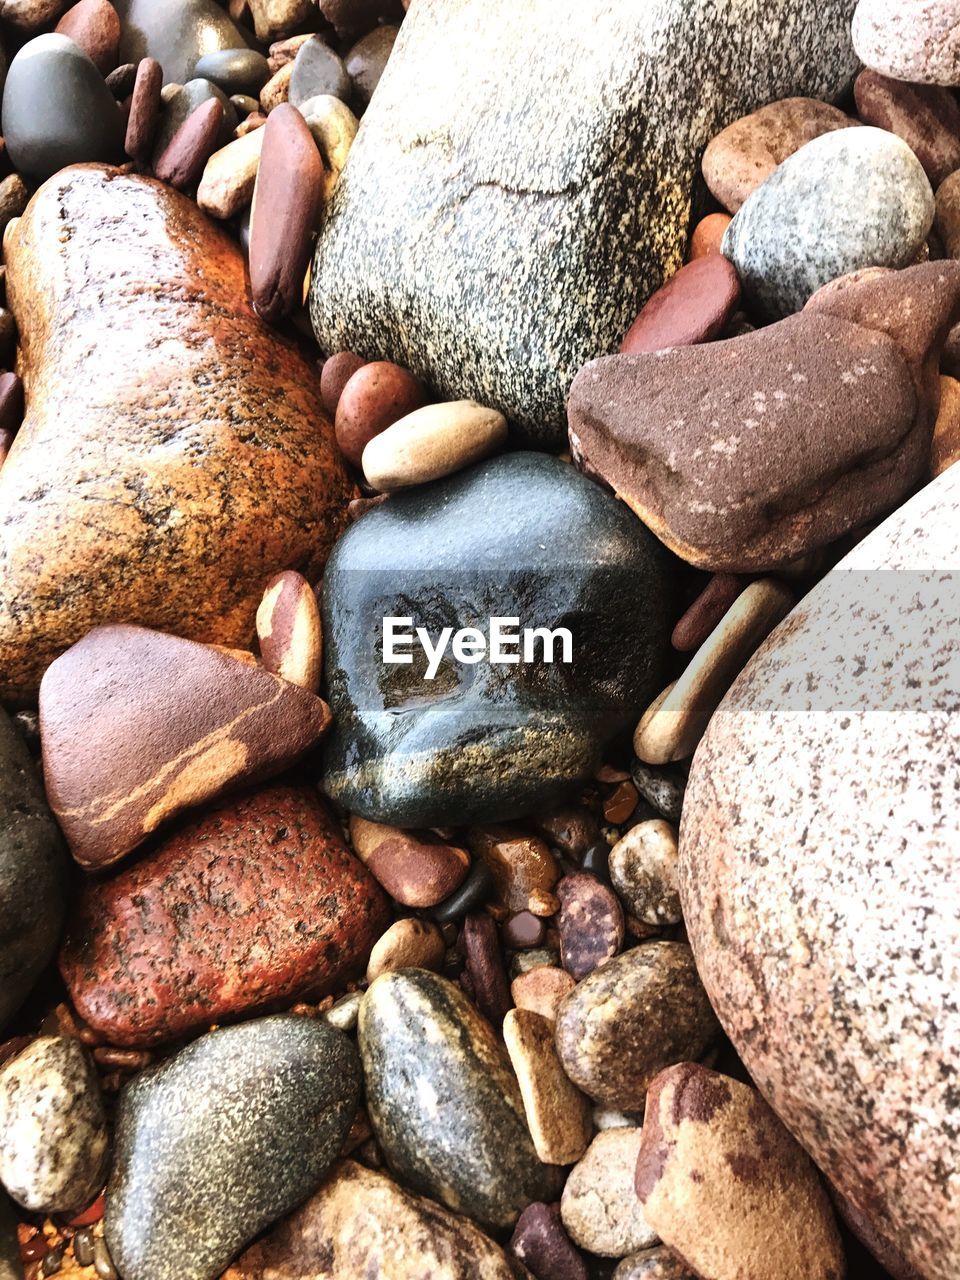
[361,399,508,492]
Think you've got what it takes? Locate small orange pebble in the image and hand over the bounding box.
[66,1191,105,1228]
[689,211,732,260]
[603,779,638,825]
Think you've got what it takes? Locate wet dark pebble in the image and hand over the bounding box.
[429,857,494,924]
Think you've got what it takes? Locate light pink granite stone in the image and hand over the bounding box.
[853,0,960,86]
[679,462,960,1280]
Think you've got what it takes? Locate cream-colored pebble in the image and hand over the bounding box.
[260,61,293,113]
[609,820,681,926]
[634,578,793,763]
[561,1129,659,1258]
[510,965,575,1022]
[298,94,359,204]
[255,569,323,693]
[365,918,446,984]
[503,1007,593,1165]
[361,399,508,492]
[197,126,265,220]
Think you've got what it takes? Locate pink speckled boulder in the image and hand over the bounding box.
[679,463,960,1280]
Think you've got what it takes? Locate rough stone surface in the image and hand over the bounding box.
[568,262,960,571]
[113,0,246,82]
[556,873,624,979]
[722,127,934,320]
[608,821,681,926]
[60,785,388,1046]
[613,1248,697,1280]
[554,943,720,1111]
[931,373,960,476]
[678,461,960,1280]
[636,1065,844,1280]
[55,0,122,74]
[854,70,960,187]
[105,1016,359,1280]
[510,1202,587,1280]
[359,969,561,1230]
[0,166,349,699]
[320,452,673,826]
[852,0,960,86]
[310,0,859,446]
[561,1129,658,1258]
[503,1008,593,1165]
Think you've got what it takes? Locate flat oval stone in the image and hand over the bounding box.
[359,968,561,1229]
[152,77,236,161]
[678,461,960,1280]
[0,1037,108,1215]
[194,47,270,95]
[0,710,66,1033]
[2,34,124,179]
[554,942,720,1111]
[855,69,960,187]
[105,1015,359,1280]
[335,360,426,469]
[55,0,121,75]
[113,0,246,83]
[320,452,673,826]
[852,0,960,85]
[556,873,624,980]
[60,785,388,1046]
[289,34,350,106]
[620,256,741,355]
[362,399,509,492]
[722,128,934,321]
[365,918,445,983]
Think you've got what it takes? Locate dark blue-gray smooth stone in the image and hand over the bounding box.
[289,35,351,107]
[113,0,248,84]
[194,47,270,96]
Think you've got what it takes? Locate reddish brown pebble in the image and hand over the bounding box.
[510,1202,588,1280]
[463,911,512,1027]
[503,911,547,950]
[689,212,732,260]
[60,784,389,1046]
[855,69,960,188]
[56,0,120,74]
[124,57,162,161]
[91,1047,151,1070]
[556,873,624,980]
[321,350,366,419]
[594,763,631,784]
[511,966,576,1022]
[346,494,389,522]
[250,102,323,325]
[620,256,741,355]
[334,360,426,468]
[604,780,638,825]
[350,814,470,908]
[671,572,748,651]
[256,568,322,692]
[469,824,560,915]
[65,1190,105,1227]
[0,1036,32,1068]
[0,372,22,435]
[39,624,333,869]
[19,1232,47,1263]
[105,61,136,97]
[533,805,600,860]
[154,98,224,191]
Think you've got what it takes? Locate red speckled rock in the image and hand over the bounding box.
[59,784,389,1047]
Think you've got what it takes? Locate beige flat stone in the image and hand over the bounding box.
[503,1007,592,1165]
[197,126,264,220]
[365,917,445,983]
[362,399,508,492]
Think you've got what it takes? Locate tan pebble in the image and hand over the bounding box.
[160,81,181,105]
[325,991,362,1033]
[298,94,359,204]
[932,374,960,477]
[634,579,793,764]
[256,569,322,692]
[609,820,680,926]
[0,0,68,28]
[503,1008,593,1165]
[197,126,264,219]
[688,212,731,260]
[468,824,559,915]
[247,0,311,42]
[267,32,311,73]
[361,399,508,492]
[260,62,293,112]
[365,918,445,983]
[510,965,575,1022]
[561,1129,659,1258]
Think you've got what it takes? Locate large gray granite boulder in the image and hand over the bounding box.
[679,462,960,1280]
[310,0,859,446]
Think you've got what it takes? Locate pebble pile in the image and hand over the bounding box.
[0,1,952,1280]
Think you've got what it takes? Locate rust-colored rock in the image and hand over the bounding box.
[59,784,389,1046]
[55,0,120,73]
[0,164,350,699]
[39,624,332,868]
[468,825,560,916]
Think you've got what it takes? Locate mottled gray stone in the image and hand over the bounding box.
[105,1015,359,1280]
[723,128,934,320]
[0,1037,108,1216]
[2,34,124,180]
[0,710,66,1033]
[359,968,561,1230]
[113,0,247,83]
[679,462,960,1280]
[288,35,350,107]
[309,0,858,446]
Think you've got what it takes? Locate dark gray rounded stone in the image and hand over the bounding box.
[194,47,270,96]
[2,34,124,180]
[319,452,674,827]
[359,968,561,1229]
[151,77,237,163]
[289,35,351,107]
[344,24,398,110]
[0,708,66,1033]
[0,1193,21,1280]
[113,0,247,84]
[104,1015,360,1280]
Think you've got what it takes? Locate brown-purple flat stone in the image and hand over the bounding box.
[620,256,741,356]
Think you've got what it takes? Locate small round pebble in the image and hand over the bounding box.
[561,1129,659,1258]
[194,48,271,96]
[362,399,509,492]
[335,359,425,467]
[510,1202,588,1280]
[688,213,731,260]
[503,910,547,950]
[556,872,624,980]
[289,34,351,106]
[366,917,446,983]
[620,256,741,355]
[321,350,366,418]
[510,966,575,1022]
[614,1247,698,1280]
[609,820,681,926]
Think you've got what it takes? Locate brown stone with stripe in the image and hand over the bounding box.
[39,624,332,868]
[350,815,469,908]
[256,569,323,693]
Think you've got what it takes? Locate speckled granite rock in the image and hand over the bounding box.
[105,1016,359,1280]
[309,0,859,445]
[561,1129,658,1258]
[722,128,934,320]
[613,1248,697,1280]
[113,0,246,82]
[223,1160,531,1280]
[321,453,672,826]
[568,262,960,571]
[853,0,960,86]
[60,785,388,1046]
[0,165,350,700]
[0,709,66,1033]
[359,969,561,1230]
[0,1037,108,1215]
[679,462,960,1280]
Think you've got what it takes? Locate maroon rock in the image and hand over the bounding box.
[0,372,23,435]
[556,872,624,980]
[154,99,224,192]
[854,69,960,188]
[671,573,748,651]
[124,57,162,162]
[56,0,120,74]
[502,911,547,950]
[510,1202,588,1280]
[568,262,960,571]
[334,360,425,468]
[463,911,512,1027]
[250,102,324,325]
[59,784,389,1046]
[620,257,741,355]
[39,624,332,869]
[320,350,366,418]
[105,61,136,98]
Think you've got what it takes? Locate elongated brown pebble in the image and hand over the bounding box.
[671,573,747,651]
[155,99,224,191]
[256,569,322,692]
[124,57,162,161]
[503,1008,592,1165]
[463,911,512,1027]
[250,102,323,324]
[0,372,23,435]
